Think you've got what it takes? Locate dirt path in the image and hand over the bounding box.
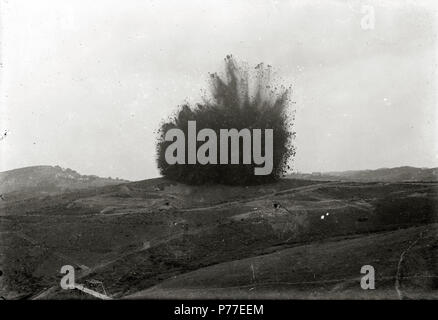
[394,230,425,299]
[179,182,339,213]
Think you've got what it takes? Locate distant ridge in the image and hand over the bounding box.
[0,165,129,195]
[289,166,438,182]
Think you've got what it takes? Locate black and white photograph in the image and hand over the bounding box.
[0,0,437,309]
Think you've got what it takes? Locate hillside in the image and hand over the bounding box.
[0,166,128,197]
[0,172,436,299]
[289,166,438,182]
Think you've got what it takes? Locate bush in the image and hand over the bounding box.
[156,55,295,185]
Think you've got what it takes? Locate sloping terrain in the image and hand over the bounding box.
[127,224,437,299]
[0,166,127,199]
[0,177,436,299]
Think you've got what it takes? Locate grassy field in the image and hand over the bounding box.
[0,178,436,299]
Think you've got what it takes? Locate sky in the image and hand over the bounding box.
[0,0,437,181]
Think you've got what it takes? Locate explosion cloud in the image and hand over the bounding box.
[156,55,296,185]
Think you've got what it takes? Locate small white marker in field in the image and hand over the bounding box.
[320,215,325,220]
[326,212,330,216]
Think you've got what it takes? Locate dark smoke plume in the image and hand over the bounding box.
[156,55,296,185]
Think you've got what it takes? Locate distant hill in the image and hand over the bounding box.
[289,166,438,182]
[0,165,128,196]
